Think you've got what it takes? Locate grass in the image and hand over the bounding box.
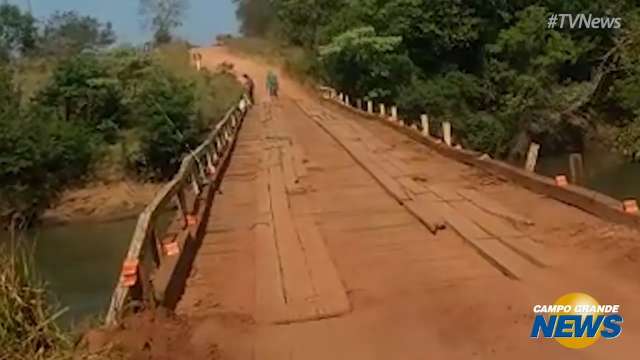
[0,240,71,360]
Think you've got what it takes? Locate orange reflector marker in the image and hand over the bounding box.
[623,200,639,214]
[120,259,139,287]
[555,175,568,187]
[186,214,198,226]
[163,242,180,256]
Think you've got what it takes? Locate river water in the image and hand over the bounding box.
[0,219,137,326]
[536,147,640,201]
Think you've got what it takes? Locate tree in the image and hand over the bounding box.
[41,11,116,56]
[0,4,37,61]
[36,54,126,142]
[139,0,189,45]
[319,26,413,101]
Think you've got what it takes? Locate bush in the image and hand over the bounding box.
[0,109,96,223]
[129,68,201,179]
[36,54,126,143]
[0,243,70,360]
[397,72,486,124]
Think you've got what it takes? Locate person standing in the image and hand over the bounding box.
[242,74,255,104]
[266,70,279,99]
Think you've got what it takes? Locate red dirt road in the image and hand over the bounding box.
[102,47,640,359]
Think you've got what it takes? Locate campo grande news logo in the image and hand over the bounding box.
[530,293,623,349]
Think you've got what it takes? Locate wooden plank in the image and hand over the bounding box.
[427,199,491,240]
[268,164,317,309]
[427,199,537,278]
[397,176,430,195]
[462,237,535,280]
[254,220,287,323]
[427,183,465,202]
[296,217,351,318]
[403,198,446,234]
[281,147,299,192]
[457,189,533,226]
[498,236,551,268]
[291,145,309,179]
[451,201,523,238]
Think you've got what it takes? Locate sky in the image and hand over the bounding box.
[8,0,239,45]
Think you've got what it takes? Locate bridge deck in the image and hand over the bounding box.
[170,48,640,359]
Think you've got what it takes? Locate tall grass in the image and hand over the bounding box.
[0,241,71,360]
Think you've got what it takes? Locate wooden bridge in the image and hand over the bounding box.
[104,47,640,359]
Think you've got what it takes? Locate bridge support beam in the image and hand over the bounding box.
[569,153,584,184]
[442,121,452,146]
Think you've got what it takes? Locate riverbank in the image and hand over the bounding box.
[40,181,163,227]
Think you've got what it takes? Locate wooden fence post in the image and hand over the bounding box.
[379,104,386,117]
[421,114,429,137]
[391,106,398,122]
[442,121,452,146]
[525,143,541,172]
[367,100,373,114]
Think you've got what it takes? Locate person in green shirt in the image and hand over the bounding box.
[266,70,279,98]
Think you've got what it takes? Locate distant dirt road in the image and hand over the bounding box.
[99,47,640,360]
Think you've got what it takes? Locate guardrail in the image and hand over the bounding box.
[320,87,640,229]
[105,95,250,326]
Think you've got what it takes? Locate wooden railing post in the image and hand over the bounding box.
[391,106,398,122]
[525,143,541,172]
[421,114,429,137]
[442,121,452,146]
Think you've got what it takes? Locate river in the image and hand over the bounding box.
[537,147,640,200]
[0,219,137,327]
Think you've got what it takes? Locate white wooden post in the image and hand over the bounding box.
[379,104,386,117]
[356,99,362,110]
[421,114,429,137]
[339,93,344,103]
[443,122,452,146]
[525,143,541,172]
[345,95,350,106]
[391,106,398,122]
[367,100,373,113]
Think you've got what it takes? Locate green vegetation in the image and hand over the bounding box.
[0,243,71,360]
[235,0,640,159]
[0,3,242,227]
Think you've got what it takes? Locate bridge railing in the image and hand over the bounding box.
[322,87,640,227]
[105,96,250,326]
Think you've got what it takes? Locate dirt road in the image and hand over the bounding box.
[103,47,640,359]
